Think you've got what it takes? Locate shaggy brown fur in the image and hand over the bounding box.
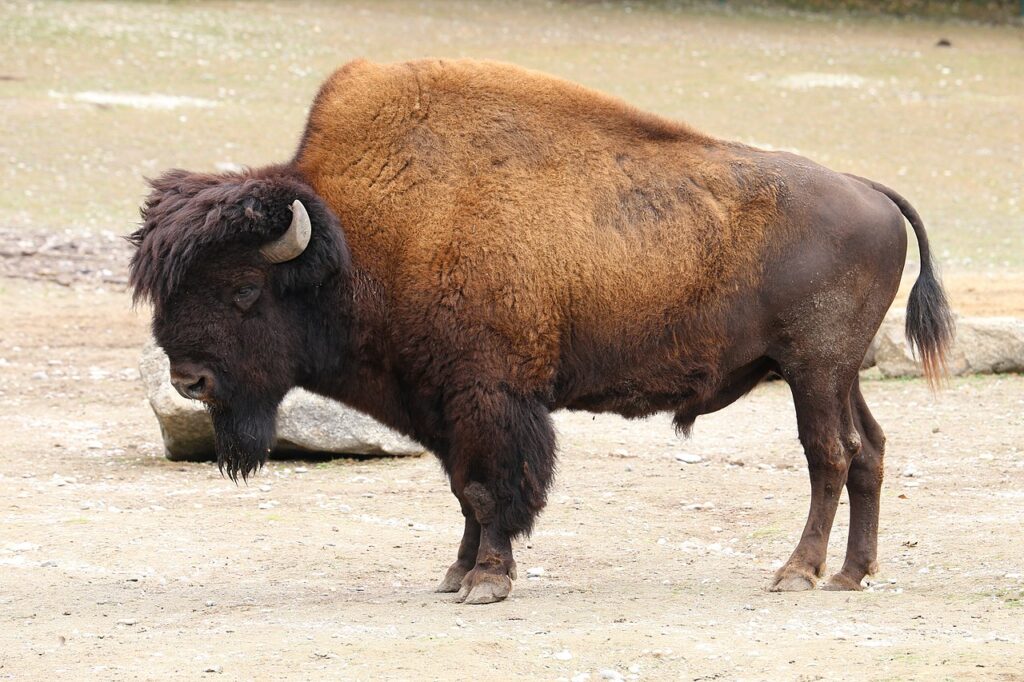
[130,59,953,604]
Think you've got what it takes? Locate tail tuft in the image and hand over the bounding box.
[905,260,955,388]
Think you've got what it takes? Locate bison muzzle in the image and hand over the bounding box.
[128,59,954,604]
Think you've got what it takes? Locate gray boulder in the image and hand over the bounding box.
[139,341,424,461]
[872,310,1024,378]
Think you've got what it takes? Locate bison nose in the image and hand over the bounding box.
[170,365,215,402]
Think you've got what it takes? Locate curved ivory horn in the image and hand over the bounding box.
[260,200,311,263]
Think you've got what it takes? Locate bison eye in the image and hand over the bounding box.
[232,284,261,311]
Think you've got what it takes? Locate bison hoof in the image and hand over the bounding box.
[769,566,818,592]
[770,575,816,592]
[436,563,472,593]
[455,569,513,605]
[822,572,864,591]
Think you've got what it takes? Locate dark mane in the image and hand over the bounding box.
[128,164,350,308]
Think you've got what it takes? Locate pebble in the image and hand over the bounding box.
[571,674,591,682]
[203,665,223,674]
[599,669,624,681]
[294,467,308,474]
[527,567,546,578]
[675,453,703,464]
[553,649,572,661]
[258,485,272,492]
[31,370,48,381]
[901,464,921,478]
[116,619,138,626]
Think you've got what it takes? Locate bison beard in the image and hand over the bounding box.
[208,398,280,483]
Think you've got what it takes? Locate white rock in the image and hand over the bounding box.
[139,340,424,461]
[674,453,703,464]
[553,649,572,661]
[527,567,546,578]
[599,670,624,681]
[873,310,1024,378]
[571,674,591,682]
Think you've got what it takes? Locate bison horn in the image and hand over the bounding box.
[260,199,311,263]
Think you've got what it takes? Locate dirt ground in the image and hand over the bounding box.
[3,1,1024,680]
[1,246,1023,681]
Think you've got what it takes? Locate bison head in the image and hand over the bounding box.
[128,166,351,481]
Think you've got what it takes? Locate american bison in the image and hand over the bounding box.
[129,59,953,604]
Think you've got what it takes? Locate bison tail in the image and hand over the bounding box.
[863,178,955,387]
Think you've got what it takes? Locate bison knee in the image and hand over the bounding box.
[463,481,497,525]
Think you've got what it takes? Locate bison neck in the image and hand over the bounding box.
[297,268,429,448]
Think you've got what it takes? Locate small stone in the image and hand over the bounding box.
[31,370,48,381]
[527,567,546,578]
[553,649,572,661]
[901,464,921,478]
[116,618,138,626]
[203,665,223,674]
[294,466,308,473]
[571,673,591,682]
[599,669,624,681]
[674,453,703,464]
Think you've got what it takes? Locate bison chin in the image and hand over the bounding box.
[208,398,281,483]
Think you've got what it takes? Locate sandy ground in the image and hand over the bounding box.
[2,2,1023,679]
[1,269,1023,681]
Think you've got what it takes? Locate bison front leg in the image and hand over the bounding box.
[442,390,556,605]
[436,498,481,593]
[454,482,519,604]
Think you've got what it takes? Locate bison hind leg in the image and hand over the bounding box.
[823,377,886,591]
